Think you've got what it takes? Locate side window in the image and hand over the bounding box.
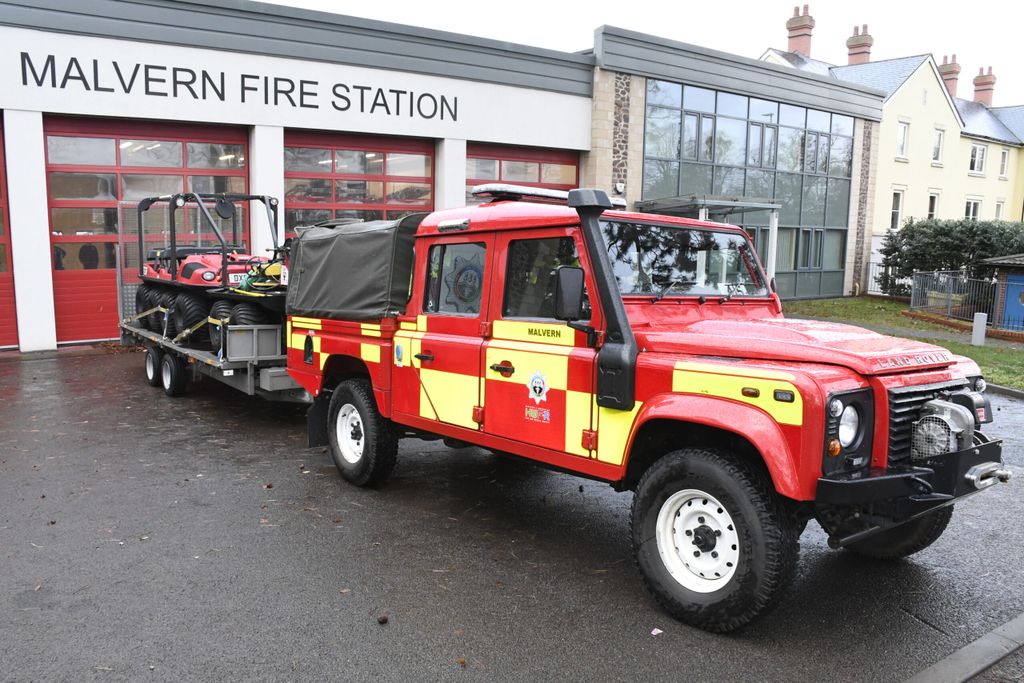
[503,236,590,320]
[424,242,486,315]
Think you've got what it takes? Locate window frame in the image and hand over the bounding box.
[500,235,590,322]
[932,128,944,163]
[422,240,488,317]
[895,121,910,159]
[999,148,1010,178]
[890,190,904,231]
[927,193,939,220]
[969,143,987,174]
[995,201,1005,220]
[965,199,982,221]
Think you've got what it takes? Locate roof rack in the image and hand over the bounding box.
[471,183,627,208]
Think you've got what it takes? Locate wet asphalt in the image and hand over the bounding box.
[1,349,1022,682]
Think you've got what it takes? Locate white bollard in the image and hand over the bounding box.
[972,312,987,346]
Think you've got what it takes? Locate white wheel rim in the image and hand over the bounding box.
[655,489,740,593]
[161,361,171,389]
[146,354,156,381]
[335,404,365,464]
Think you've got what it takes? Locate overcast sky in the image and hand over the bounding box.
[266,0,1024,107]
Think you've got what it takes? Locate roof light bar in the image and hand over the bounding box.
[471,183,626,208]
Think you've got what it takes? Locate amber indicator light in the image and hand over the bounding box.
[827,438,842,457]
[741,387,760,398]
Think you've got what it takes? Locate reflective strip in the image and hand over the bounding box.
[484,347,568,390]
[289,333,306,350]
[416,315,427,332]
[360,343,381,364]
[564,390,593,457]
[418,368,478,428]
[672,367,803,426]
[597,403,642,465]
[399,321,417,331]
[486,338,573,356]
[674,361,796,382]
[492,320,575,346]
[290,316,322,330]
[360,324,382,338]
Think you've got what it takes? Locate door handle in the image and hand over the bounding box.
[489,362,515,375]
[414,352,434,362]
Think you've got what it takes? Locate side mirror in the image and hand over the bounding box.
[554,266,586,321]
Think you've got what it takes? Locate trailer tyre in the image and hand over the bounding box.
[327,379,397,487]
[160,353,188,397]
[631,449,799,633]
[844,506,953,560]
[144,347,162,387]
[208,300,233,353]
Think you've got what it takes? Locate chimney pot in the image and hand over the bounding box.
[973,66,996,106]
[938,54,961,97]
[803,4,809,15]
[793,6,799,16]
[786,5,815,56]
[846,23,873,65]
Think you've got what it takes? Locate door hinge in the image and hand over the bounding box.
[479,321,492,338]
[581,429,598,451]
[473,405,485,424]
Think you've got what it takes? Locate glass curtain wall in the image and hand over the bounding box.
[643,79,854,298]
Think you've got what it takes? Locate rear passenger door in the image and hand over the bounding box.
[396,235,493,430]
[481,228,599,458]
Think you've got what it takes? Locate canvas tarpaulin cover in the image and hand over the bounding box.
[286,214,424,320]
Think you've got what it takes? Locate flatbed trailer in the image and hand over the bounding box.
[120,316,309,403]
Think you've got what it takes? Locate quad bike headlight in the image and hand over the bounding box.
[838,404,860,448]
[201,270,216,281]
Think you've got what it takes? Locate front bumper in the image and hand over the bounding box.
[814,436,1009,546]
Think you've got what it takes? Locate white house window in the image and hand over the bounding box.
[965,199,981,221]
[896,122,909,158]
[996,201,1005,219]
[932,129,943,163]
[890,190,904,230]
[927,193,939,219]
[970,144,987,173]
[1000,148,1009,177]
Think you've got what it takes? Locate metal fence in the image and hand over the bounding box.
[909,270,1024,331]
[865,262,911,296]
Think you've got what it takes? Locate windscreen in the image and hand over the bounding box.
[599,220,769,298]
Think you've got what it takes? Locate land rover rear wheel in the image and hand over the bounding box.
[631,448,799,633]
[327,379,397,487]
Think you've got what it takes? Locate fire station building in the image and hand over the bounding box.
[0,0,882,352]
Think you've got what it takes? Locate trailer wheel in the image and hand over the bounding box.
[158,291,179,338]
[144,347,162,387]
[172,293,209,342]
[230,302,267,326]
[160,353,188,397]
[208,300,233,353]
[327,379,397,486]
[631,449,799,633]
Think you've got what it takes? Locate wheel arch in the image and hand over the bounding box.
[620,394,801,499]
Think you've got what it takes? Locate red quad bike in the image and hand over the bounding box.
[132,193,287,353]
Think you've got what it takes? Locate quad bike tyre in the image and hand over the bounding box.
[327,379,398,487]
[844,507,953,560]
[208,300,233,353]
[631,448,799,633]
[135,285,158,331]
[230,302,268,326]
[172,293,209,343]
[157,290,179,338]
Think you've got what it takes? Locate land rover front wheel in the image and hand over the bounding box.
[631,448,799,633]
[844,506,953,560]
[327,379,397,487]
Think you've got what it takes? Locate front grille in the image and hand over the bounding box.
[888,380,967,461]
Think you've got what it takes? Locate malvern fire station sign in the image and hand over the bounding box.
[0,26,591,150]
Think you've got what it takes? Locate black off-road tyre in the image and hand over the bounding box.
[135,285,157,329]
[208,300,233,353]
[143,346,162,387]
[327,379,398,487]
[159,353,188,397]
[845,506,953,560]
[230,302,267,326]
[172,293,209,343]
[158,290,179,338]
[631,448,799,633]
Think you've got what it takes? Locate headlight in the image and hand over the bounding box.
[838,405,860,447]
[828,398,843,417]
[201,270,216,281]
[975,377,987,393]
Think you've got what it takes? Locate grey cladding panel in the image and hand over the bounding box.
[596,27,883,120]
[0,0,595,97]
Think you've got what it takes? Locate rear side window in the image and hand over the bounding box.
[503,237,589,320]
[424,242,486,315]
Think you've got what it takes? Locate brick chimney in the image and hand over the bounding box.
[786,5,815,56]
[938,55,961,97]
[973,67,996,106]
[846,25,873,65]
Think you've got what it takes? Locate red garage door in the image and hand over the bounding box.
[283,131,434,236]
[44,117,248,344]
[465,143,579,203]
[0,123,16,349]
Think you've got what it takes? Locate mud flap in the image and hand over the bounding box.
[307,396,330,448]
